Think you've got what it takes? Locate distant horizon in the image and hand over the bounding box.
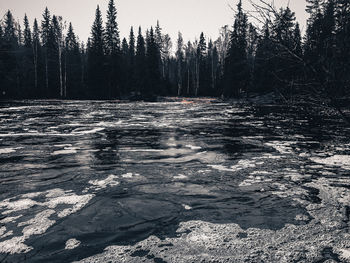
[0,0,307,46]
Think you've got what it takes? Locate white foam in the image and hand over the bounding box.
[310,155,350,169]
[182,204,192,210]
[0,236,32,254]
[120,148,164,152]
[57,195,93,218]
[209,160,258,173]
[265,141,294,154]
[0,199,39,215]
[0,188,95,254]
[208,165,235,172]
[0,148,16,154]
[18,209,56,238]
[72,127,105,135]
[54,144,73,148]
[185,145,202,150]
[65,238,81,250]
[338,249,350,260]
[0,226,6,236]
[174,174,188,180]
[88,175,120,190]
[0,215,22,224]
[52,147,77,155]
[121,173,133,178]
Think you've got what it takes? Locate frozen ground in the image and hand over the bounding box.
[0,100,349,262]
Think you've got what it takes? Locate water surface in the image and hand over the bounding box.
[0,100,349,262]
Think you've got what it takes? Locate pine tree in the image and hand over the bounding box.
[88,5,106,98]
[51,15,64,98]
[65,23,82,98]
[21,14,34,97]
[32,19,41,95]
[195,32,207,96]
[128,27,136,92]
[0,25,3,96]
[135,27,146,95]
[155,20,164,78]
[4,10,18,45]
[105,0,120,98]
[129,27,135,59]
[2,10,19,98]
[41,7,51,94]
[120,37,129,94]
[23,14,32,48]
[254,21,273,92]
[335,0,350,96]
[176,32,184,96]
[146,27,161,96]
[105,0,120,55]
[223,0,249,97]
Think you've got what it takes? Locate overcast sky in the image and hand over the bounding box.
[0,0,307,44]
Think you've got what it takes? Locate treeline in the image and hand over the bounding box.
[0,0,349,101]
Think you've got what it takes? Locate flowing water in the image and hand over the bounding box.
[0,99,349,262]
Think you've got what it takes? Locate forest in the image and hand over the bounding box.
[0,0,349,105]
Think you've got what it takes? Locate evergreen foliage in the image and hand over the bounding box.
[0,0,348,105]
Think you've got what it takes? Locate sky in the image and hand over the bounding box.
[0,0,307,44]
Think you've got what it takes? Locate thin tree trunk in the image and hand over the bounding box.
[33,43,38,92]
[187,68,190,95]
[177,62,182,96]
[195,60,199,97]
[45,50,48,97]
[211,52,215,90]
[64,52,67,98]
[58,43,63,98]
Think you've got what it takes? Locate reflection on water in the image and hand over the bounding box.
[0,100,349,262]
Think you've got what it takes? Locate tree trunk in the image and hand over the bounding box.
[64,52,67,98]
[177,62,182,96]
[58,43,63,98]
[187,68,190,95]
[195,60,199,96]
[45,50,48,97]
[33,43,38,93]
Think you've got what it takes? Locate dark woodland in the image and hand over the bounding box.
[0,0,349,107]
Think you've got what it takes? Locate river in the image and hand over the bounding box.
[0,99,349,262]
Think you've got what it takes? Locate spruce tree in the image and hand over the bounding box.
[65,23,82,98]
[146,27,161,96]
[88,5,106,98]
[41,7,51,95]
[23,14,32,48]
[176,32,184,96]
[135,27,146,95]
[105,0,120,98]
[120,37,129,94]
[105,0,120,55]
[128,27,136,92]
[223,0,249,97]
[2,10,18,98]
[196,32,207,96]
[21,14,34,97]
